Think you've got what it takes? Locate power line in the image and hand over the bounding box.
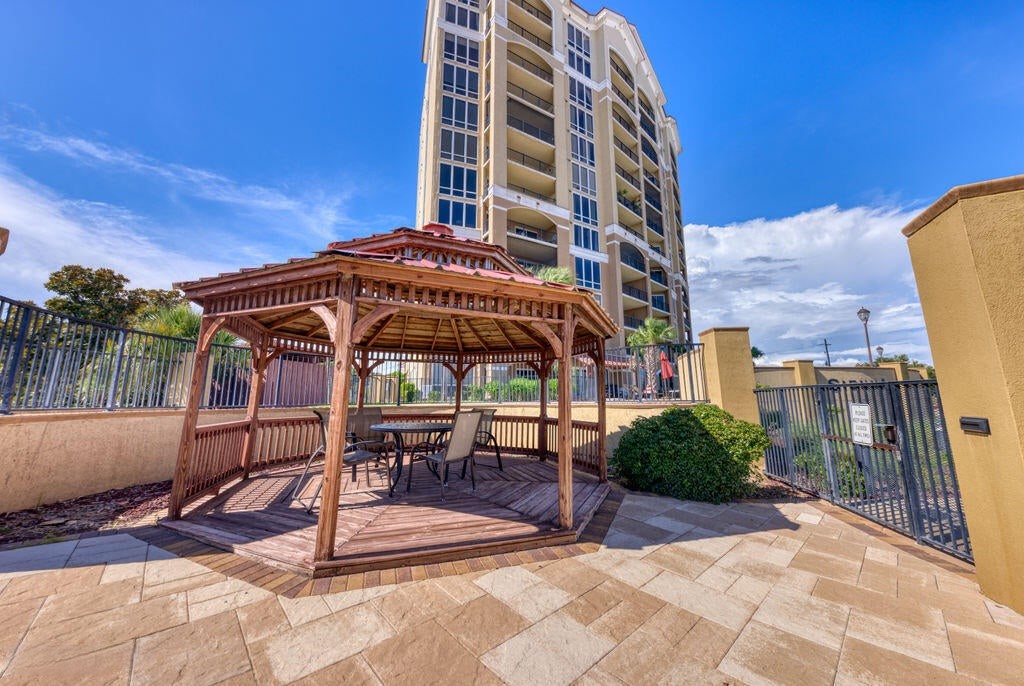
[822,338,832,366]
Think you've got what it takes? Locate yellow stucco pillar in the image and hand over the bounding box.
[877,361,910,381]
[903,174,1024,613]
[782,360,818,386]
[699,327,758,424]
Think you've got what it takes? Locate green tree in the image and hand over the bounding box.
[135,304,236,346]
[751,346,765,361]
[530,265,573,285]
[626,316,676,397]
[43,265,186,328]
[855,352,935,378]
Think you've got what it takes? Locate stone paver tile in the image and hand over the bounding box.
[796,512,823,525]
[896,565,938,595]
[534,557,609,597]
[714,541,791,583]
[142,571,225,601]
[643,512,698,537]
[475,566,571,622]
[100,560,146,585]
[752,585,849,649]
[212,671,258,686]
[9,593,187,669]
[132,610,250,686]
[322,584,397,613]
[574,665,628,685]
[719,620,839,686]
[235,597,289,645]
[592,606,712,684]
[437,593,529,656]
[587,583,664,644]
[598,556,662,588]
[373,580,462,633]
[0,540,78,577]
[726,575,772,605]
[430,573,486,604]
[561,582,622,627]
[643,545,718,580]
[856,559,898,595]
[863,545,898,566]
[675,501,730,518]
[482,612,614,686]
[290,655,381,686]
[768,534,804,554]
[0,565,103,605]
[364,618,501,686]
[143,556,212,587]
[0,597,45,673]
[277,595,332,627]
[845,608,955,670]
[835,636,975,686]
[986,599,1024,630]
[66,535,148,567]
[673,526,744,559]
[812,576,944,630]
[36,577,141,623]
[802,533,866,564]
[642,570,755,631]
[773,567,820,594]
[614,495,684,522]
[607,516,678,544]
[0,640,132,686]
[934,572,978,595]
[186,578,271,621]
[248,602,394,685]
[947,623,1024,683]
[789,549,862,584]
[695,565,741,592]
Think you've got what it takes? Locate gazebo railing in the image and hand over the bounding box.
[251,415,323,471]
[183,420,248,501]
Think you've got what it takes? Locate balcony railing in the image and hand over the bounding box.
[621,252,646,272]
[508,182,555,204]
[652,296,669,313]
[622,284,647,301]
[640,115,657,141]
[624,315,644,329]
[643,170,661,189]
[508,82,553,113]
[508,147,554,175]
[650,271,668,286]
[610,60,634,88]
[645,193,663,213]
[507,114,554,144]
[641,139,659,165]
[510,0,552,23]
[612,83,636,112]
[508,19,552,52]
[615,164,640,190]
[617,194,642,216]
[611,109,637,137]
[646,218,664,236]
[638,98,656,120]
[508,51,553,83]
[614,137,639,164]
[509,222,557,245]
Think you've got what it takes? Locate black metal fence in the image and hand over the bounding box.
[755,380,972,561]
[1,295,707,413]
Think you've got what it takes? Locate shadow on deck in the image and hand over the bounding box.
[161,455,609,578]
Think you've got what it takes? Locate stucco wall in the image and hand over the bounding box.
[905,178,1024,613]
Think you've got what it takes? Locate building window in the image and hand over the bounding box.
[575,257,601,291]
[441,95,479,131]
[439,129,478,164]
[570,134,595,165]
[442,63,479,97]
[567,23,592,78]
[652,294,669,312]
[568,77,592,110]
[572,193,598,226]
[573,224,599,252]
[438,198,478,228]
[438,163,477,199]
[443,33,479,67]
[571,163,597,195]
[569,105,594,137]
[444,1,480,30]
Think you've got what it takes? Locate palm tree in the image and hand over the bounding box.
[530,265,574,285]
[626,317,675,398]
[136,304,237,345]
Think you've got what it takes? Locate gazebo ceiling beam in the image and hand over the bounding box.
[508,320,551,349]
[363,314,397,348]
[490,319,517,349]
[429,318,444,351]
[462,318,493,353]
[310,305,338,343]
[528,322,564,359]
[352,305,402,343]
[353,297,560,324]
[450,318,463,353]
[399,315,410,349]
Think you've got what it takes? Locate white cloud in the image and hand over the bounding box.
[685,204,933,365]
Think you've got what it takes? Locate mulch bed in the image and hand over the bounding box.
[0,481,172,546]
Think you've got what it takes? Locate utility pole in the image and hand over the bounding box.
[822,338,832,367]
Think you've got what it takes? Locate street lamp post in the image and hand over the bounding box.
[857,307,873,365]
[875,345,884,361]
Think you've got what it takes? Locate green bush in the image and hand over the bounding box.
[611,404,770,503]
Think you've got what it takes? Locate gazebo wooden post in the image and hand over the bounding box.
[314,280,357,562]
[169,314,225,520]
[594,339,608,483]
[454,354,464,411]
[537,359,550,461]
[557,308,575,529]
[356,349,368,410]
[240,337,269,479]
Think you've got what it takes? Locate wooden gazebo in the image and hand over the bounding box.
[166,224,618,574]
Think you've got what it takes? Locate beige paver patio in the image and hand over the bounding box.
[2,492,1023,685]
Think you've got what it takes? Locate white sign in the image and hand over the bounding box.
[850,403,873,446]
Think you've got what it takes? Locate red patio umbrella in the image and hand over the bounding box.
[660,350,674,379]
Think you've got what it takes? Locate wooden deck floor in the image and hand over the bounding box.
[162,454,609,577]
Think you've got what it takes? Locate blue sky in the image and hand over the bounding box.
[1,1,1022,364]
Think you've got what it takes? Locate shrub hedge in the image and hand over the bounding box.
[611,404,770,503]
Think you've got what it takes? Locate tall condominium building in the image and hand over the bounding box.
[416,0,692,344]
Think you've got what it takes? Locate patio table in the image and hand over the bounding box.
[371,421,452,495]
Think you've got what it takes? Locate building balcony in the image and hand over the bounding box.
[622,283,647,303]
[509,0,552,25]
[643,170,661,190]
[614,137,639,165]
[623,314,644,330]
[652,295,670,313]
[507,114,554,145]
[646,218,664,236]
[639,114,658,142]
[610,60,635,88]
[508,182,555,204]
[508,222,557,245]
[507,50,553,84]
[641,139,659,166]
[650,271,668,288]
[611,109,637,139]
[645,193,662,213]
[615,164,640,191]
[617,193,642,217]
[508,19,552,53]
[612,83,636,112]
[508,82,553,114]
[638,98,656,121]
[508,147,554,176]
[620,252,646,273]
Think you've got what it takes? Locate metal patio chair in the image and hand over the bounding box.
[474,408,504,471]
[406,410,482,501]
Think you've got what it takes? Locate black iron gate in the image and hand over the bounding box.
[755,380,972,561]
